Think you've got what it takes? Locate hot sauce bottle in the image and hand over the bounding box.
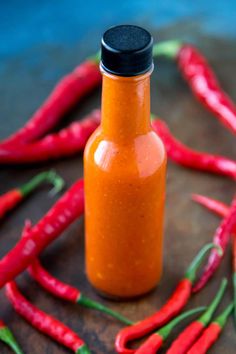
[84,25,166,299]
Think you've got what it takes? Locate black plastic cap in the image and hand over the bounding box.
[101,25,153,77]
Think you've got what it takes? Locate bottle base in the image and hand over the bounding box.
[90,283,158,302]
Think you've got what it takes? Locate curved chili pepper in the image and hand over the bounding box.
[0,170,64,219]
[153,40,236,134]
[0,320,24,354]
[20,220,131,325]
[152,118,236,180]
[135,307,205,354]
[193,194,236,293]
[0,178,84,289]
[28,257,132,325]
[0,110,100,164]
[19,220,132,325]
[115,243,220,354]
[192,194,236,326]
[5,281,90,353]
[187,303,233,354]
[3,105,234,178]
[192,194,229,217]
[1,60,101,147]
[166,278,227,354]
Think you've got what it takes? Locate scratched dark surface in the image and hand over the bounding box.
[0,1,236,353]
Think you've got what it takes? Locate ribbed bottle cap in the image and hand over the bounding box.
[101,25,153,77]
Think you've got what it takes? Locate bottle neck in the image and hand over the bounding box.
[101,69,152,142]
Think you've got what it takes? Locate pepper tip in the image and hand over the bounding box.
[47,170,65,196]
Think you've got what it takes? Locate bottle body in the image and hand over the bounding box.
[84,70,166,299]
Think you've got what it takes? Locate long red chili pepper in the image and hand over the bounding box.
[187,303,234,354]
[0,110,100,164]
[166,278,227,354]
[21,219,131,325]
[193,194,236,293]
[1,59,101,147]
[0,170,64,219]
[5,281,90,353]
[0,320,24,354]
[28,258,132,325]
[192,194,236,325]
[152,118,236,180]
[115,243,220,354]
[153,40,236,134]
[135,307,206,354]
[0,178,84,289]
[2,107,234,179]
[192,194,229,217]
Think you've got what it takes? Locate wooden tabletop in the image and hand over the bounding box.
[0,24,236,353]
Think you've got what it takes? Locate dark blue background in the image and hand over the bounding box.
[0,0,235,138]
[1,0,235,59]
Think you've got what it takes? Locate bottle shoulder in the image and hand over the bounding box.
[84,129,166,179]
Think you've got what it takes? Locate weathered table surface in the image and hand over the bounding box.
[0,24,235,353]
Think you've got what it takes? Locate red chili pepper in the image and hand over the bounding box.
[0,179,84,289]
[28,257,132,325]
[153,40,236,134]
[3,106,234,179]
[115,243,220,354]
[193,194,236,293]
[21,220,131,325]
[5,281,90,353]
[1,60,101,147]
[192,194,229,218]
[192,194,236,326]
[152,118,236,180]
[0,320,24,354]
[0,170,64,219]
[166,278,227,354]
[135,307,205,354]
[187,302,233,354]
[0,110,100,164]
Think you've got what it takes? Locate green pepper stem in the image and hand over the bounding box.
[89,51,101,64]
[77,294,133,325]
[150,113,156,121]
[76,344,91,354]
[158,306,206,340]
[0,327,24,354]
[198,278,227,326]
[185,243,223,283]
[153,40,183,59]
[213,302,234,328]
[20,170,65,197]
